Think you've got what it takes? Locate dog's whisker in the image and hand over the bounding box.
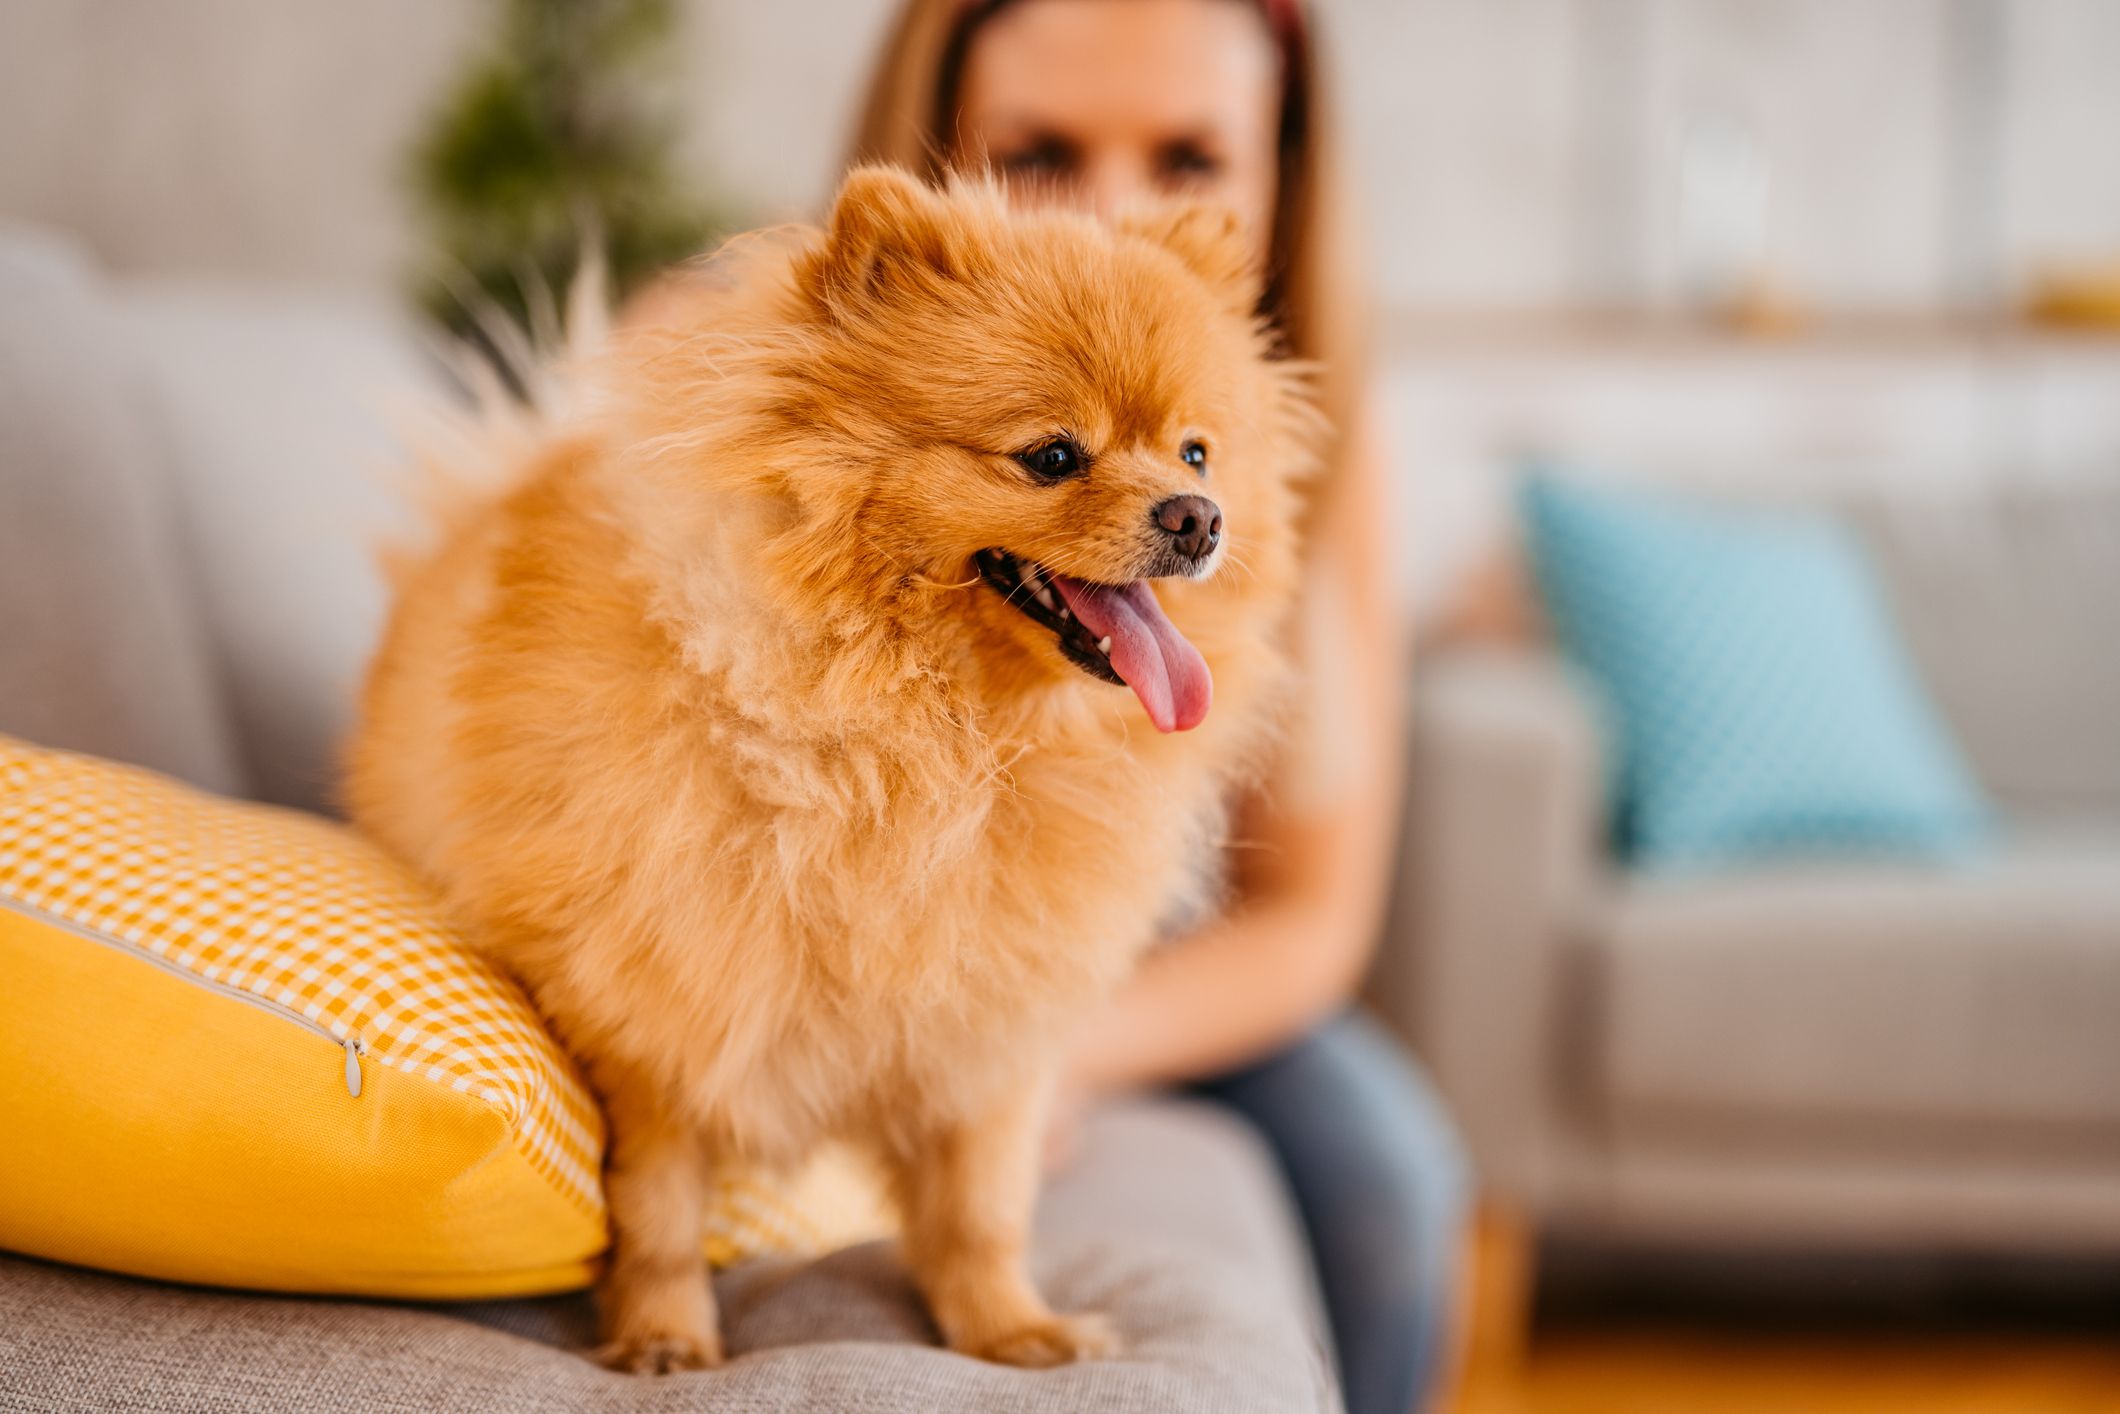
[910,571,983,592]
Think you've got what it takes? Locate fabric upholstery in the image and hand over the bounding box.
[0,1100,1336,1413]
[120,282,434,815]
[1559,1136,2120,1253]
[1586,823,2120,1134]
[1845,483,2120,819]
[0,226,247,798]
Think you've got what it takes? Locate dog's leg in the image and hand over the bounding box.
[591,1061,722,1373]
[888,1078,1118,1368]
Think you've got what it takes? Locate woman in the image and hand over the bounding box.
[845,3,1471,1411]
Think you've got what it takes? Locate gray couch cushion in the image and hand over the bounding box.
[1847,483,2120,818]
[0,1098,1336,1412]
[1585,825,2120,1138]
[0,227,247,796]
[120,282,433,815]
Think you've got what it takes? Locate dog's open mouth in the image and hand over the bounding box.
[974,549,1212,734]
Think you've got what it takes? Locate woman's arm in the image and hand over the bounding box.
[1067,412,1405,1092]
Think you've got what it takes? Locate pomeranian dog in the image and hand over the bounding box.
[348,165,1312,1373]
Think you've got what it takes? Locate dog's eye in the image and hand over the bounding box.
[1181,440,1209,475]
[1015,439,1086,481]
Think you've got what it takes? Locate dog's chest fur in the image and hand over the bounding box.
[578,715,1210,1156]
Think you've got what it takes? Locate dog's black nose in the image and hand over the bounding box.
[1152,494,1223,562]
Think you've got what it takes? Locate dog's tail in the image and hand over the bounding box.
[381,242,613,583]
[445,236,612,418]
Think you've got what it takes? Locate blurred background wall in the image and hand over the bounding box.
[7,0,2120,313]
[5,0,2118,618]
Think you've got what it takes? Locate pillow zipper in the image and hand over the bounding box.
[0,891,368,1097]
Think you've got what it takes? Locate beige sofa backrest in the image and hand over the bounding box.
[1846,486,2120,820]
[0,224,435,816]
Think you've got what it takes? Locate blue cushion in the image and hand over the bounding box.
[1520,473,1990,871]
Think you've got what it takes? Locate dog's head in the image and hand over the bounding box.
[617,166,1313,735]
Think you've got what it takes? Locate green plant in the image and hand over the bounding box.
[411,0,721,341]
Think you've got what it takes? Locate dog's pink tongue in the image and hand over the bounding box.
[1048,576,1212,733]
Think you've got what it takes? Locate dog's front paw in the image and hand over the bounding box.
[963,1311,1120,1369]
[593,1328,724,1375]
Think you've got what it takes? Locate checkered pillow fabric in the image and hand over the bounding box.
[0,734,884,1292]
[0,736,607,1212]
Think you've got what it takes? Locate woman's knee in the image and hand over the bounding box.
[1223,1013,1474,1252]
[1318,1013,1473,1201]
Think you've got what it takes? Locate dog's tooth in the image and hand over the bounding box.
[1096,635,1113,655]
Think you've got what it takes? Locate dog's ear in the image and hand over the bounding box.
[805,165,957,313]
[1122,202,1260,315]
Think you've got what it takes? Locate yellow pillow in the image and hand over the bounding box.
[0,735,884,1299]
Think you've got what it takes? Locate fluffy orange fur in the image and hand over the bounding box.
[347,166,1313,1372]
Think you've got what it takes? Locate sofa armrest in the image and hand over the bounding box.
[1368,647,1605,1209]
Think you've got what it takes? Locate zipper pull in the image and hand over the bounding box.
[344,1036,363,1098]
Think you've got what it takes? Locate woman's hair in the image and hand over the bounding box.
[845,0,1370,505]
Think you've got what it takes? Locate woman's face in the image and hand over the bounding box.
[954,0,1282,260]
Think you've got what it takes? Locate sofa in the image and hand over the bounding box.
[0,225,1339,1411]
[1372,474,2120,1271]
